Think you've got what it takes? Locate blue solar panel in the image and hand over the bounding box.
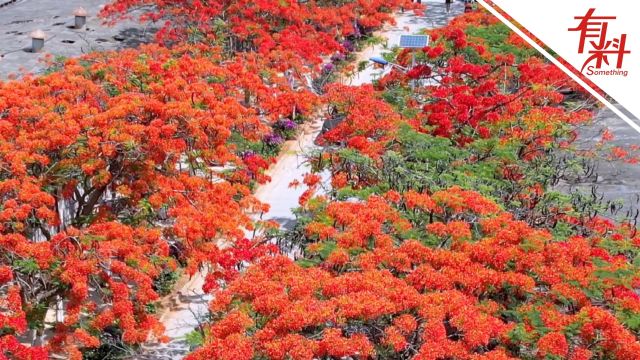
[399,35,430,48]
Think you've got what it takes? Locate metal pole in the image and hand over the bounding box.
[411,51,416,89]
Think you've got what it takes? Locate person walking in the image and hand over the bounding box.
[445,0,452,13]
[464,0,474,13]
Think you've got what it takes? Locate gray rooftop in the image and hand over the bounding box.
[0,0,154,78]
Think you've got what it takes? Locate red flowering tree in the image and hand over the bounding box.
[0,42,321,358]
[1,0,419,358]
[101,0,417,64]
[189,191,640,359]
[188,9,640,360]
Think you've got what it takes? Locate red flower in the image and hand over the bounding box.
[537,332,568,358]
[407,64,432,79]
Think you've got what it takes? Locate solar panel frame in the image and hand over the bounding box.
[399,35,430,48]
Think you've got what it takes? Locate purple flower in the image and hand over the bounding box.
[275,118,297,131]
[331,52,346,63]
[322,63,334,73]
[263,133,284,146]
[342,40,355,52]
[241,150,256,160]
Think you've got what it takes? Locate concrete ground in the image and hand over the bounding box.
[561,105,640,223]
[0,0,154,78]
